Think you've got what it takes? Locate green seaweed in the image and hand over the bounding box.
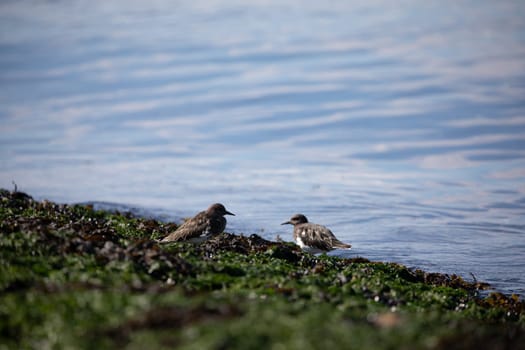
[0,188,523,349]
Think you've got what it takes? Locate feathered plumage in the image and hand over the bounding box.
[282,214,351,253]
[161,203,234,243]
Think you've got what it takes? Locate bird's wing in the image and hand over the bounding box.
[299,223,351,250]
[161,211,209,242]
[298,224,335,251]
[209,216,227,235]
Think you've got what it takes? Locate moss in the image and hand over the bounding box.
[0,189,524,349]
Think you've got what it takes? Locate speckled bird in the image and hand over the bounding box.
[281,214,351,253]
[160,203,235,243]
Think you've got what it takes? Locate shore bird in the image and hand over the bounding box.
[160,203,234,243]
[281,214,351,253]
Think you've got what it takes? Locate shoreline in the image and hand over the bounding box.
[1,188,523,349]
[18,191,525,297]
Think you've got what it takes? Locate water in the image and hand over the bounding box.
[1,1,524,295]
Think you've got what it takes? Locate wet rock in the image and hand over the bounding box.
[125,239,194,279]
[477,292,525,319]
[266,244,302,263]
[0,188,33,209]
[202,233,277,254]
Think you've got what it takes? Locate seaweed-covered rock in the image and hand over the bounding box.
[0,189,523,350]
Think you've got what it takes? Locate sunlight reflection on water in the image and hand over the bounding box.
[1,0,525,294]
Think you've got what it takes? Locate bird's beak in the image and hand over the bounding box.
[281,221,291,225]
[225,210,235,216]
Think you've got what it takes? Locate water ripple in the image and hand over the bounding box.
[1,0,525,295]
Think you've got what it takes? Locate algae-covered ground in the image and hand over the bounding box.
[1,189,524,349]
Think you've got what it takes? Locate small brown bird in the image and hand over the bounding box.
[160,203,234,243]
[281,214,351,253]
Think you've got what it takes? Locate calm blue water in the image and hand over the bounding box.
[1,1,524,295]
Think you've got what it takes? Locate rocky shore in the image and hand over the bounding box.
[1,189,523,349]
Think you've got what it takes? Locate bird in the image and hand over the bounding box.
[281,214,351,254]
[160,203,235,243]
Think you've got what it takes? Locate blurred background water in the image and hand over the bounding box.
[1,1,524,295]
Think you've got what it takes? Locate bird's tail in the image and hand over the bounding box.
[333,240,352,250]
